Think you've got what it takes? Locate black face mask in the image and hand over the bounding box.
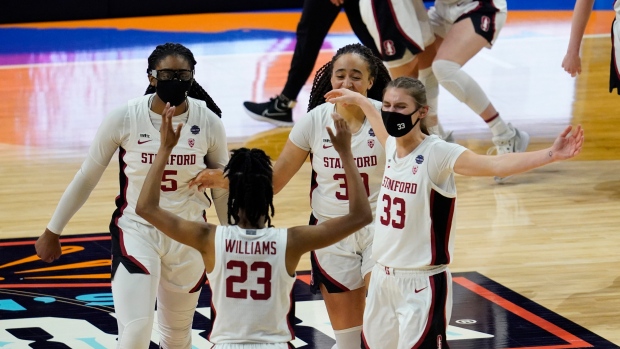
[381,108,421,138]
[156,79,192,106]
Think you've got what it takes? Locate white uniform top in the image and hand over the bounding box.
[615,0,620,20]
[373,135,466,269]
[208,225,295,344]
[288,101,385,221]
[47,94,229,233]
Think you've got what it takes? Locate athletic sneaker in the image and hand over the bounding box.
[487,123,530,183]
[243,95,294,127]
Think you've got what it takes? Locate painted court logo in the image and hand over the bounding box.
[0,234,617,348]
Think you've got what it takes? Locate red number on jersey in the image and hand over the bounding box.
[333,173,370,200]
[225,260,272,300]
[379,194,406,229]
[161,170,178,192]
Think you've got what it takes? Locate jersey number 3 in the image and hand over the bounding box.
[226,260,272,300]
[379,194,406,229]
[334,173,370,200]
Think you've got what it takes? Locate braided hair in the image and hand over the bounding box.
[224,148,275,228]
[307,43,392,111]
[145,43,222,117]
[387,77,430,135]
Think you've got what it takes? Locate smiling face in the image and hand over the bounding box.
[330,53,374,97]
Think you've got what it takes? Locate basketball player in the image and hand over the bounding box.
[34,43,229,349]
[193,43,392,349]
[562,0,620,94]
[324,76,585,349]
[428,0,532,182]
[243,0,380,126]
[358,0,453,141]
[135,103,373,348]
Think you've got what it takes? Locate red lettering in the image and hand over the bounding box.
[225,239,236,253]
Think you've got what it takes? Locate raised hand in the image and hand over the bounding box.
[550,124,584,160]
[160,103,181,150]
[326,113,352,156]
[324,88,364,106]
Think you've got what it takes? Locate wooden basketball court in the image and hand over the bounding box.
[0,8,619,347]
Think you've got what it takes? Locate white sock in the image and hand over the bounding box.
[486,113,509,137]
[333,325,362,349]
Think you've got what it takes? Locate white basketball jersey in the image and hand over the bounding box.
[289,101,385,221]
[117,94,218,224]
[208,225,296,344]
[615,0,620,19]
[373,135,466,269]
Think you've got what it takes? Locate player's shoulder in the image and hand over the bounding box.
[368,98,382,110]
[188,97,220,120]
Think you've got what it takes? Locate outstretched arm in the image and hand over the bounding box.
[285,113,373,274]
[454,125,584,177]
[135,103,216,255]
[324,88,388,147]
[562,0,595,77]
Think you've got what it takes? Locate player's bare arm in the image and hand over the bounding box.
[136,102,216,255]
[324,88,388,146]
[285,113,373,273]
[454,125,584,177]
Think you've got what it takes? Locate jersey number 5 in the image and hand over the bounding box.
[161,170,177,192]
[334,173,370,200]
[379,194,406,229]
[226,260,272,300]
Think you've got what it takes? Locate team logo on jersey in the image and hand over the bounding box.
[191,125,200,135]
[368,139,375,149]
[188,138,195,148]
[383,40,396,56]
[412,165,418,175]
[480,16,491,32]
[368,128,375,137]
[415,155,424,164]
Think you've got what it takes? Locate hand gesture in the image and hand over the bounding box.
[160,103,181,150]
[326,113,352,156]
[550,124,584,160]
[189,168,229,191]
[35,229,62,263]
[324,88,364,107]
[562,53,582,77]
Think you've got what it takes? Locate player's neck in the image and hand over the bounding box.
[335,103,365,133]
[150,95,188,116]
[236,214,266,229]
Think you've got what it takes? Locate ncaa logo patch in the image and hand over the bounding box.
[188,138,195,148]
[415,155,424,164]
[368,128,375,137]
[383,40,396,56]
[480,16,491,32]
[191,125,200,135]
[368,139,375,149]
